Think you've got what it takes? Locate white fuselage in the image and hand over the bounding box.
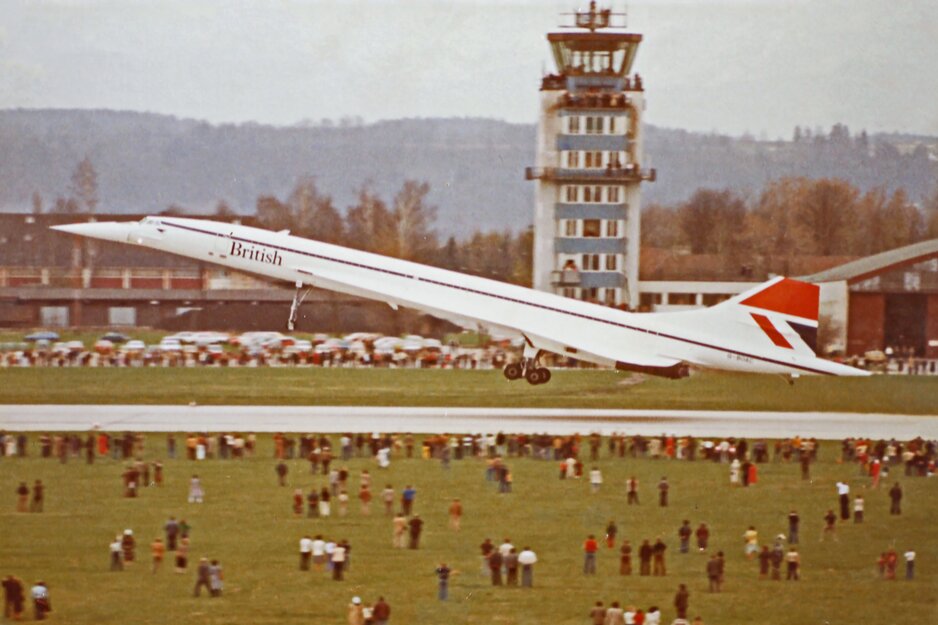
[57,217,868,378]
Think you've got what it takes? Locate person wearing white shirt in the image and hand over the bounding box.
[836,481,850,520]
[590,468,603,493]
[311,535,326,571]
[499,539,514,558]
[299,535,313,570]
[109,536,123,571]
[645,606,661,625]
[904,550,916,579]
[518,547,537,587]
[331,544,346,581]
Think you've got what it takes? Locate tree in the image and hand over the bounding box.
[794,178,860,255]
[256,195,292,232]
[391,180,437,262]
[677,188,746,255]
[641,204,680,249]
[52,196,80,214]
[345,187,396,255]
[70,156,99,213]
[214,200,235,218]
[31,191,43,214]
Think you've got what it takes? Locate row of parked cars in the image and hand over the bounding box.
[10,330,461,361]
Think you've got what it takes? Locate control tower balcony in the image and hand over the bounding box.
[550,269,581,286]
[525,165,656,183]
[558,92,632,110]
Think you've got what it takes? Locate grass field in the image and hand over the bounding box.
[0,436,935,624]
[0,368,937,414]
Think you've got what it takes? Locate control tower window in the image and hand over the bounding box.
[583,219,601,237]
[568,116,581,134]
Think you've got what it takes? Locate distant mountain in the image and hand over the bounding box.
[1,109,935,236]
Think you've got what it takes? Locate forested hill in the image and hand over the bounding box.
[1,109,935,235]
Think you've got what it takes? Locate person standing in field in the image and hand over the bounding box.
[696,523,710,552]
[448,498,462,531]
[15,482,28,513]
[518,546,537,587]
[822,509,838,541]
[164,516,179,552]
[853,495,865,523]
[627,476,639,505]
[109,535,123,571]
[209,560,223,597]
[193,558,212,596]
[785,548,800,580]
[299,535,313,571]
[408,515,424,549]
[589,467,603,493]
[620,539,632,575]
[675,584,690,620]
[30,480,44,513]
[372,596,391,625]
[401,485,416,516]
[382,485,395,516]
[175,537,190,573]
[787,510,800,545]
[435,563,454,601]
[678,520,692,554]
[583,534,598,575]
[639,539,653,576]
[658,477,670,507]
[743,527,758,559]
[605,520,618,549]
[889,482,903,515]
[359,486,372,515]
[835,481,850,521]
[151,537,165,573]
[392,512,407,548]
[188,475,204,503]
[652,537,668,576]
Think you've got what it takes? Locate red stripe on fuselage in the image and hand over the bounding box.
[751,313,793,349]
[741,278,819,321]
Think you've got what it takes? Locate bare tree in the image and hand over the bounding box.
[70,156,99,213]
[392,180,437,262]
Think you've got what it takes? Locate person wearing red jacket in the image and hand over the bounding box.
[583,535,599,575]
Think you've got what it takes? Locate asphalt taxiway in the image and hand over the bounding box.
[0,405,935,439]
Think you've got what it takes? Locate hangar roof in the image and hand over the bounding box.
[802,238,938,284]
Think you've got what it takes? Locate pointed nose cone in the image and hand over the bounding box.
[51,221,136,243]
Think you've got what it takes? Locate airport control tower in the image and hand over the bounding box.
[526,2,654,309]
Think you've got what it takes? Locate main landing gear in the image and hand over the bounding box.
[503,345,552,385]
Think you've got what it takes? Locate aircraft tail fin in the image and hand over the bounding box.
[708,277,820,354]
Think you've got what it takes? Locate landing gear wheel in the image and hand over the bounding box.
[503,363,523,381]
[525,367,550,385]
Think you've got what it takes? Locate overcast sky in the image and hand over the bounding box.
[1,0,936,138]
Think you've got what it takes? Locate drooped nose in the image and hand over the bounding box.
[50,221,137,243]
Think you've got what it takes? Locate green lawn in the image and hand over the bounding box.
[1,368,937,413]
[0,436,935,624]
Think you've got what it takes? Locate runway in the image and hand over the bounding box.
[0,405,935,439]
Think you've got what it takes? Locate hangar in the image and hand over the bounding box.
[804,239,938,359]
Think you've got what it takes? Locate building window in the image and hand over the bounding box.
[605,220,619,238]
[564,220,577,236]
[585,151,603,168]
[568,116,580,134]
[108,306,137,326]
[583,287,598,301]
[668,293,697,306]
[702,293,732,306]
[604,288,618,304]
[39,306,69,327]
[608,186,620,203]
[582,219,601,237]
[562,287,578,299]
[581,254,600,271]
[605,254,618,271]
[563,185,578,202]
[640,293,663,308]
[565,151,580,168]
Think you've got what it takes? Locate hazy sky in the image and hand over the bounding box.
[1,0,936,138]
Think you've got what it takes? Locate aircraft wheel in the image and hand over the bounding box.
[536,367,552,384]
[503,363,523,381]
[525,367,547,385]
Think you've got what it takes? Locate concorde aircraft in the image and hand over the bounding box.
[53,217,869,383]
